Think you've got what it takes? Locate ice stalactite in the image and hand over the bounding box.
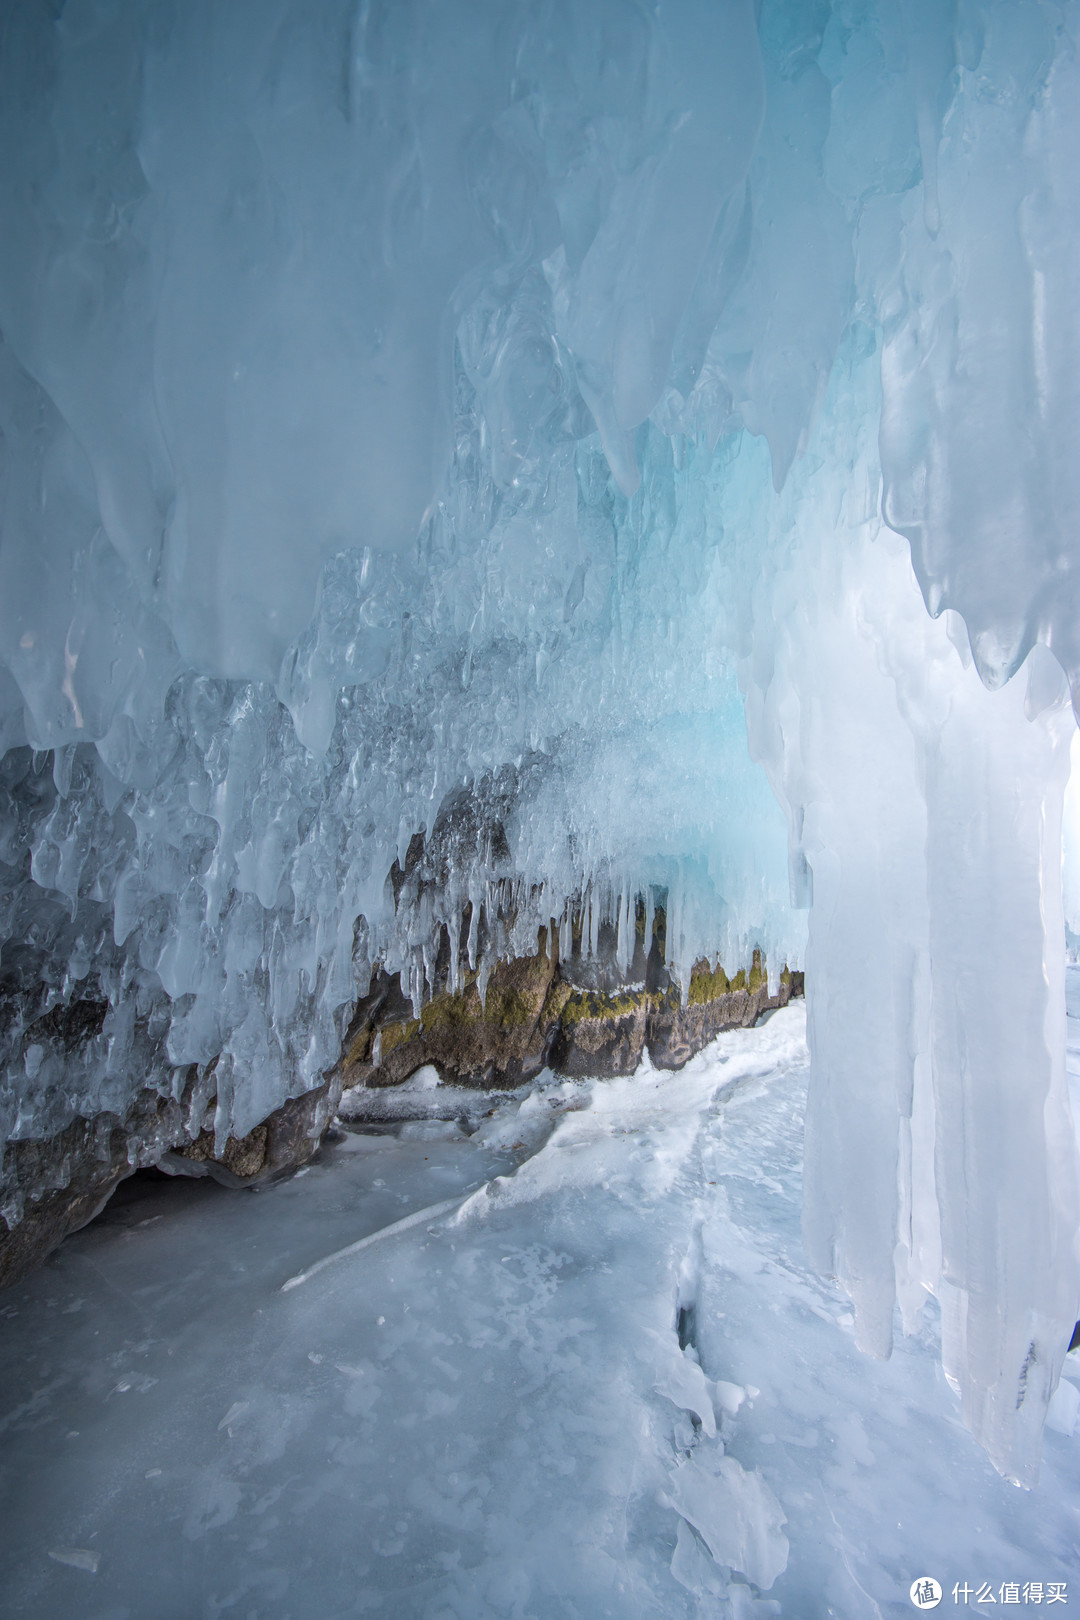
[730,341,1080,1484]
[0,0,1079,1476]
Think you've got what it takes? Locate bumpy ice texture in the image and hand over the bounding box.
[0,0,1078,1480]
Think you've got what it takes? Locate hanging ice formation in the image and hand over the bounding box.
[1,0,1078,1481]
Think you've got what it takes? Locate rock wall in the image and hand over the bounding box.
[339,916,801,1094]
[0,899,800,1289]
[0,1075,338,1292]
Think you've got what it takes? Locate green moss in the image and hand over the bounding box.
[346,1023,374,1066]
[540,977,573,1025]
[378,1018,420,1056]
[559,987,655,1026]
[419,987,482,1033]
[685,949,767,1004]
[475,985,541,1029]
[687,958,730,1005]
[418,952,552,1035]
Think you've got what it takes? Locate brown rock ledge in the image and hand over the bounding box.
[339,925,802,1094]
[0,1076,339,1293]
[1,906,801,1291]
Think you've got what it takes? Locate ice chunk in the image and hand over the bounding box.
[714,1380,748,1418]
[670,1517,731,1600]
[280,1196,468,1292]
[654,1345,718,1438]
[667,1451,789,1592]
[47,1548,99,1574]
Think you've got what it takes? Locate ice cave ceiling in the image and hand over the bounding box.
[1,0,1079,1481]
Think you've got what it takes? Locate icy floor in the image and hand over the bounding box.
[2,1000,1080,1619]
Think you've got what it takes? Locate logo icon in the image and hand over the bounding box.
[910,1578,942,1609]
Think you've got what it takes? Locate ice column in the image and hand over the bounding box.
[743,422,1080,1482]
[912,644,1078,1483]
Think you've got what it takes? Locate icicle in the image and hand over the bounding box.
[616,883,633,977]
[667,875,682,1000]
[448,908,460,994]
[477,953,492,1012]
[466,899,479,973]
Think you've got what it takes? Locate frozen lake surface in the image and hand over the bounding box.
[2,997,1079,1619]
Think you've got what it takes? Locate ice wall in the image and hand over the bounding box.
[1,0,1079,1478]
[724,345,1079,1485]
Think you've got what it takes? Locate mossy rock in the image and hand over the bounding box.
[177,1122,269,1180]
[378,1018,422,1058]
[342,938,560,1090]
[1,1074,340,1290]
[688,959,731,1005]
[339,933,802,1096]
[548,987,653,1077]
[559,986,656,1026]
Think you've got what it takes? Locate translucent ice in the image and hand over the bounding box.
[1,0,1079,1478]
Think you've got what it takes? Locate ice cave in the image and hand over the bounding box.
[1,0,1079,1614]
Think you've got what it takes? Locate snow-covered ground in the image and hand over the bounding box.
[2,997,1079,1619]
